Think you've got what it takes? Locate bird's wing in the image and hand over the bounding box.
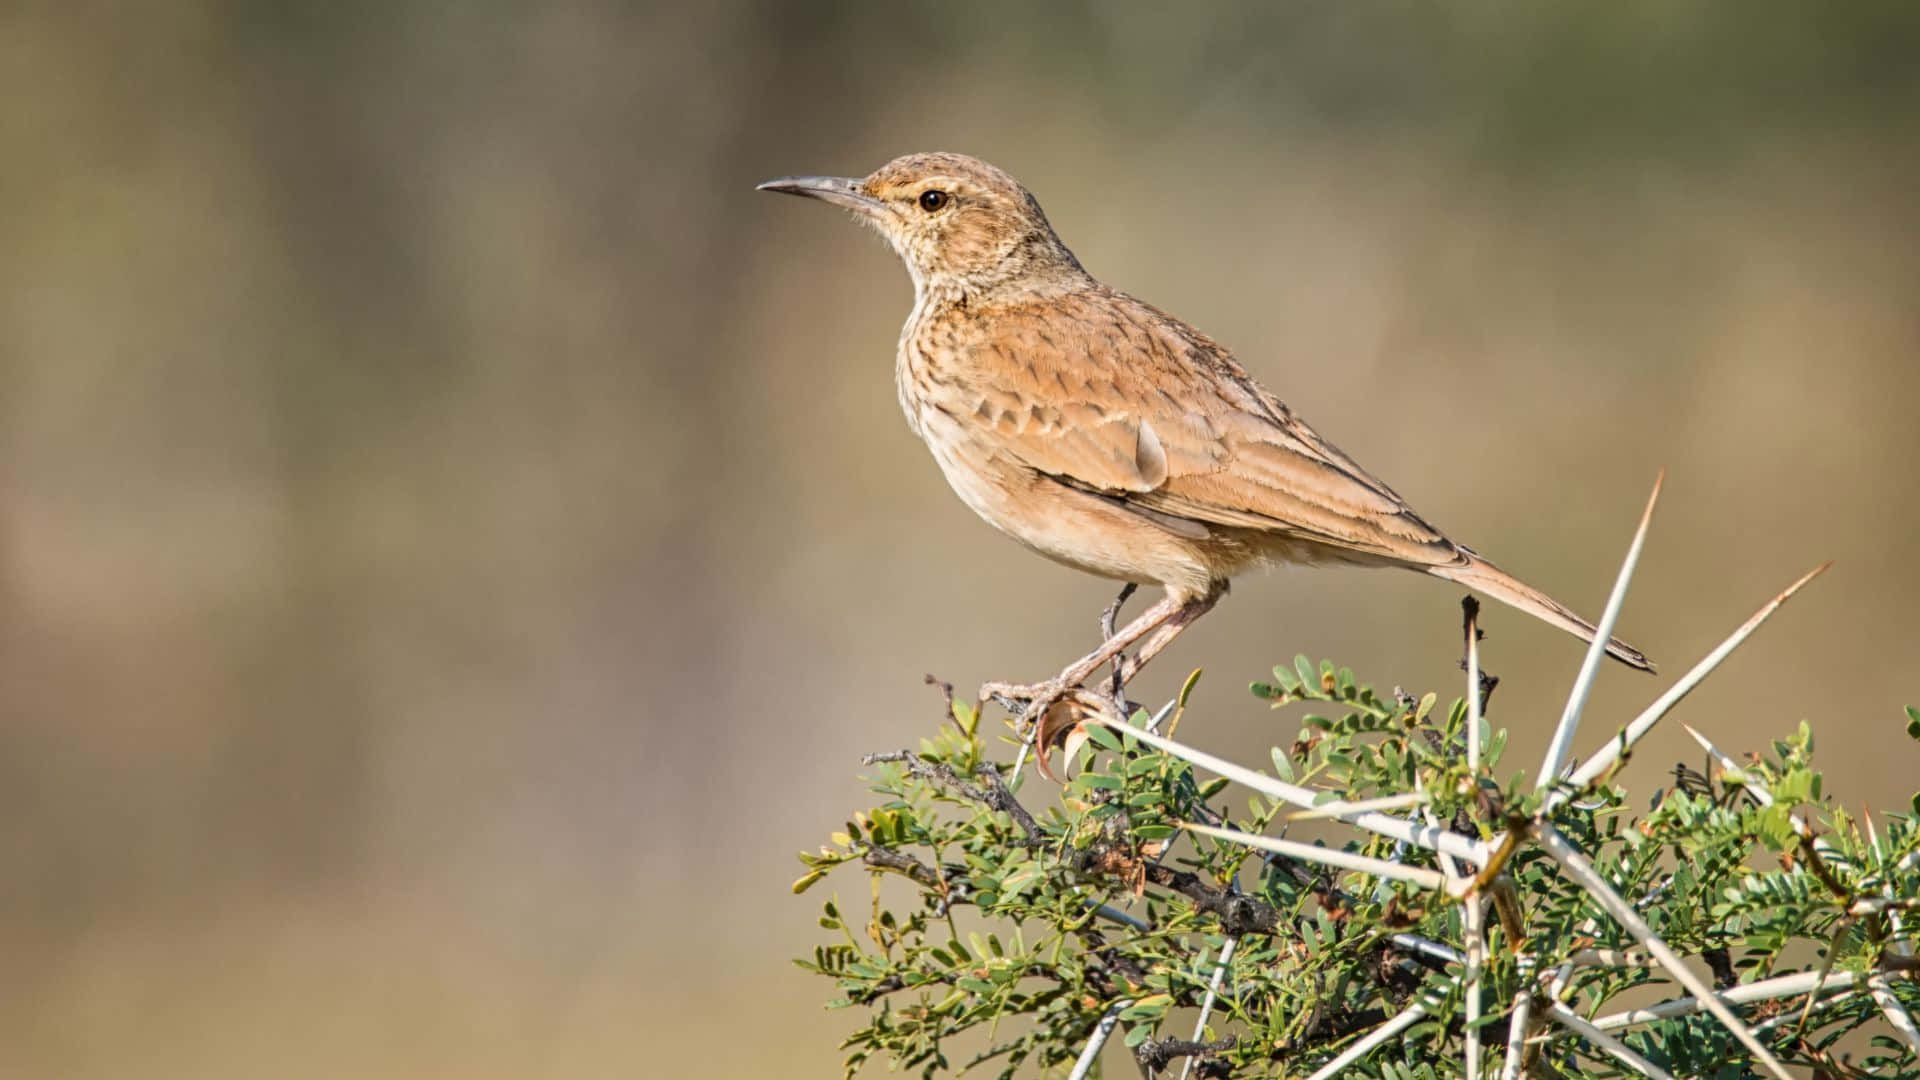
[949,290,1465,568]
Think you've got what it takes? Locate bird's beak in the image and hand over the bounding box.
[756,175,886,216]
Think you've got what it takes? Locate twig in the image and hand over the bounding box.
[863,845,942,889]
[1140,863,1279,936]
[1138,1034,1235,1075]
[1100,583,1138,704]
[863,844,1156,934]
[924,673,957,722]
[1100,583,1138,641]
[863,751,1040,840]
[1092,902,1151,932]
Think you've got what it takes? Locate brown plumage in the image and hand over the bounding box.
[759,153,1652,714]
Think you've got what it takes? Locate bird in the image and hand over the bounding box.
[758,152,1652,725]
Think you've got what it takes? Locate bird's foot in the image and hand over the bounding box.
[980,675,1066,721]
[985,674,1131,725]
[979,678,1127,782]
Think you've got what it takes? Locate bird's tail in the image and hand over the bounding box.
[1428,555,1655,673]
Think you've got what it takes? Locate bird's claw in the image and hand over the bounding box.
[981,679,1128,782]
[979,676,1066,722]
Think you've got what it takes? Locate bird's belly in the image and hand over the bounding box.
[916,418,1220,599]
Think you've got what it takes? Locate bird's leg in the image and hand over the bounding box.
[1113,584,1224,686]
[980,590,1182,718]
[984,587,1215,782]
[1098,583,1138,710]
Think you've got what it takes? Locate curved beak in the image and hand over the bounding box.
[756,175,885,216]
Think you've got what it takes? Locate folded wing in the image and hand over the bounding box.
[945,289,1467,569]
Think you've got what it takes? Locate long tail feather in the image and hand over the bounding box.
[1429,556,1655,673]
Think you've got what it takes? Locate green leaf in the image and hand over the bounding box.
[1177,667,1204,708]
[792,869,829,894]
[1906,704,1920,740]
[1118,993,1172,1020]
[1000,866,1043,900]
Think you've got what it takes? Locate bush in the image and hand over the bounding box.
[795,578,1919,1079]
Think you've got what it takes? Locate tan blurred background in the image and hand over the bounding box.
[3,3,1918,1076]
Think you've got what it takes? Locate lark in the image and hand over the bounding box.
[760,153,1652,721]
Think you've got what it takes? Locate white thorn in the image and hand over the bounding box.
[1303,1000,1429,1080]
[1536,471,1662,793]
[1543,1001,1674,1079]
[1534,823,1793,1079]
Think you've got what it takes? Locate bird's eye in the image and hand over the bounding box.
[917,189,949,212]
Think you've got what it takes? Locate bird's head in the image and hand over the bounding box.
[758,152,1082,297]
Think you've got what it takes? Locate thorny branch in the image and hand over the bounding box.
[806,552,1920,1078]
[1139,861,1280,936]
[1458,596,1500,715]
[1135,1035,1236,1074]
[863,750,1042,841]
[861,844,940,888]
[861,750,1301,939]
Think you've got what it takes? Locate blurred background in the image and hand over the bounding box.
[3,3,1918,1076]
